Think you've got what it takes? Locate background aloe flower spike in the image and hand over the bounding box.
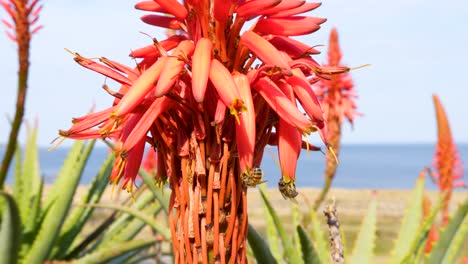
[431,94,465,225]
[0,0,42,188]
[312,28,361,210]
[60,0,349,262]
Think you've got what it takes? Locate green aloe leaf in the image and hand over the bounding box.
[12,145,23,204]
[247,224,278,264]
[426,198,468,264]
[0,191,22,264]
[259,185,282,262]
[15,125,42,234]
[74,238,157,264]
[139,168,169,213]
[106,201,163,244]
[125,253,161,264]
[52,152,115,258]
[296,225,321,264]
[25,176,43,234]
[400,193,445,264]
[350,196,377,264]
[63,210,119,260]
[308,206,329,263]
[291,200,302,256]
[390,173,426,263]
[93,190,155,248]
[259,189,302,264]
[81,202,171,240]
[24,140,95,263]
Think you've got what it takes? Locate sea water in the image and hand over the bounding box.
[3,144,468,190]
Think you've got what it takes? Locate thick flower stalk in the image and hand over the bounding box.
[0,0,42,188]
[312,28,359,209]
[59,1,349,262]
[431,94,464,226]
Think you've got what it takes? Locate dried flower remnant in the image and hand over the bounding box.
[313,28,360,209]
[59,1,350,262]
[0,0,42,188]
[431,94,465,226]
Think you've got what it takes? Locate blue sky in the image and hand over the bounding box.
[1,0,467,146]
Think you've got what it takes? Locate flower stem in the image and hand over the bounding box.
[0,16,31,189]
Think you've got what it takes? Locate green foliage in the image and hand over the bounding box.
[349,196,377,264]
[390,174,426,263]
[259,189,303,264]
[0,191,21,264]
[426,198,468,264]
[250,176,467,264]
[249,189,323,264]
[0,126,171,263]
[247,224,277,264]
[307,203,329,263]
[258,184,282,262]
[296,225,321,264]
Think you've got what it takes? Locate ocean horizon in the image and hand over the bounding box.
[3,143,467,190]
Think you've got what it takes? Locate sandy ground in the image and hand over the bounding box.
[67,185,467,218]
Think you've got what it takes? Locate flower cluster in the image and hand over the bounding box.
[59,0,349,262]
[314,28,359,126]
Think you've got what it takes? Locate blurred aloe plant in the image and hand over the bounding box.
[0,126,171,264]
[248,175,467,263]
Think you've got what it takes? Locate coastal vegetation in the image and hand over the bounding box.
[0,0,466,263]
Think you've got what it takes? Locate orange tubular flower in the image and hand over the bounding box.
[191,38,213,102]
[233,72,255,175]
[60,1,345,262]
[208,59,245,121]
[155,40,195,97]
[240,30,291,71]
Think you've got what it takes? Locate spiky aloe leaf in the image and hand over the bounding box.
[0,191,21,264]
[125,253,160,264]
[63,210,119,260]
[52,153,115,258]
[23,140,95,263]
[296,225,321,264]
[105,201,163,244]
[15,125,42,234]
[74,238,157,264]
[247,224,278,264]
[390,172,426,263]
[426,198,468,263]
[400,193,445,264]
[350,195,377,264]
[25,176,43,234]
[93,190,155,248]
[139,168,169,213]
[81,203,171,240]
[291,200,302,255]
[12,145,22,203]
[259,185,282,262]
[308,205,329,263]
[259,189,302,264]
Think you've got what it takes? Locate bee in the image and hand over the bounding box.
[278,178,298,199]
[241,167,266,188]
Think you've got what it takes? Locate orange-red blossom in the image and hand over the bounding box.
[59,0,350,262]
